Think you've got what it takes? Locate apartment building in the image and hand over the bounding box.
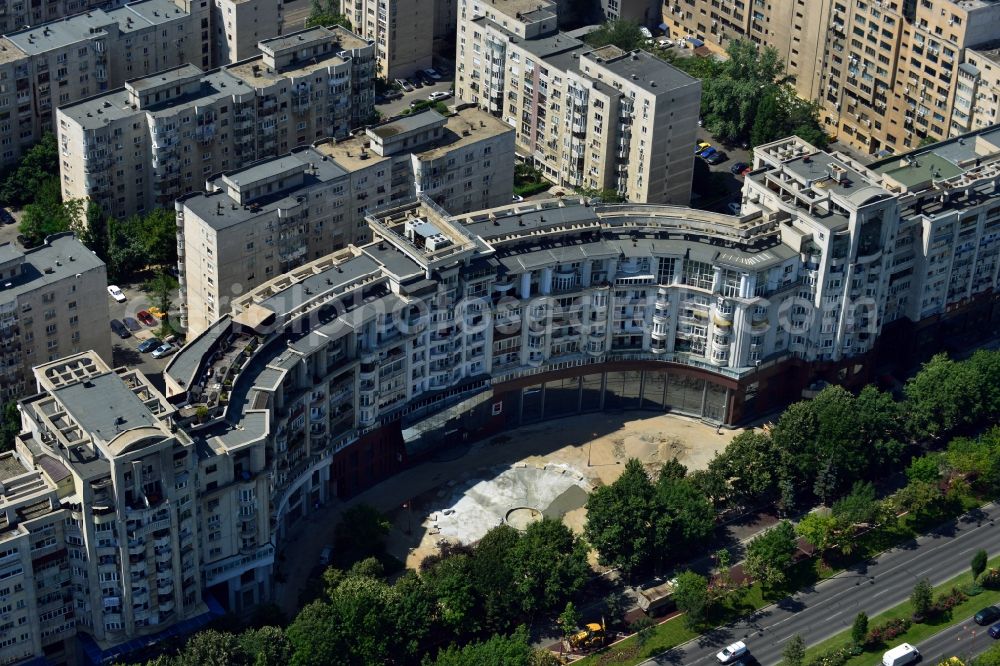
[0,0,210,168]
[56,25,375,219]
[957,43,1000,133]
[456,0,700,204]
[211,0,283,65]
[661,0,1000,156]
[0,233,111,402]
[600,0,659,24]
[177,106,515,335]
[0,450,71,666]
[0,0,114,35]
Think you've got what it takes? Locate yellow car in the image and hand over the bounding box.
[148,306,166,319]
[695,141,711,155]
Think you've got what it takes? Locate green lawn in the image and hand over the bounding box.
[804,554,1000,665]
[578,496,985,666]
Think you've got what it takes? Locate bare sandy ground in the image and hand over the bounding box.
[384,412,743,569]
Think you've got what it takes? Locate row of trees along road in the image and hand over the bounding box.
[138,347,1000,665]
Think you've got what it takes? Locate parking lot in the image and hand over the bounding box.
[106,282,178,390]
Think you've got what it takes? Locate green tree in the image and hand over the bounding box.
[176,630,247,666]
[744,520,797,588]
[831,481,878,526]
[324,574,397,664]
[851,611,868,646]
[305,0,350,29]
[631,616,655,647]
[427,626,537,666]
[701,40,787,143]
[891,479,944,516]
[972,549,989,583]
[424,553,480,635]
[509,518,589,616]
[794,512,840,558]
[906,455,941,484]
[238,626,292,666]
[584,458,656,578]
[469,524,521,633]
[750,90,784,147]
[348,556,385,579]
[0,402,19,453]
[905,353,981,437]
[333,503,392,564]
[286,600,341,666]
[0,133,59,207]
[582,19,646,51]
[715,430,780,501]
[574,187,626,203]
[558,602,581,637]
[652,474,715,565]
[143,270,179,335]
[673,570,709,629]
[781,634,805,666]
[391,571,436,659]
[19,189,89,247]
[911,577,934,621]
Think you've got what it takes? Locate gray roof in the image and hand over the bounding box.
[58,90,134,130]
[127,63,202,93]
[369,110,445,139]
[207,411,267,452]
[0,234,105,306]
[0,243,22,265]
[464,203,600,240]
[164,316,232,390]
[587,48,699,93]
[53,372,160,443]
[6,13,113,56]
[145,69,252,116]
[110,0,190,29]
[184,148,349,231]
[257,253,382,316]
[360,242,424,280]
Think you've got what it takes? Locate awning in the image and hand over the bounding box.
[659,23,668,30]
[686,37,705,47]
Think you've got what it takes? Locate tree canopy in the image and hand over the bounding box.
[582,19,646,51]
[744,520,797,588]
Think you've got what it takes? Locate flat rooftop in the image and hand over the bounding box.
[480,0,557,20]
[416,108,513,161]
[0,454,28,483]
[256,252,383,317]
[584,47,700,92]
[313,135,390,171]
[227,50,349,86]
[52,372,161,444]
[0,234,105,305]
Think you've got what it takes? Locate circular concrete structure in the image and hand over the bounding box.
[505,506,543,531]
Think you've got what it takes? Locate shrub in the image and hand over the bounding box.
[934,586,968,614]
[864,617,911,647]
[805,646,853,666]
[982,568,1000,589]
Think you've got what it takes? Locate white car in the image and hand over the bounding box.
[428,91,452,102]
[107,285,126,302]
[151,343,175,359]
[716,641,748,663]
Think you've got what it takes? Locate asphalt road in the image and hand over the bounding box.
[643,503,1000,666]
[917,611,998,663]
[281,0,310,34]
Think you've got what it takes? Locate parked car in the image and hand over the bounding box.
[695,141,711,154]
[639,26,653,41]
[512,194,524,202]
[137,337,163,353]
[656,37,673,48]
[730,161,750,175]
[137,310,157,326]
[107,285,126,302]
[716,641,748,663]
[428,90,452,102]
[423,67,442,80]
[151,343,175,359]
[0,208,14,224]
[975,606,1000,625]
[408,77,423,89]
[319,546,333,566]
[123,316,142,332]
[705,151,727,165]
[699,146,718,159]
[881,643,919,666]
[394,78,413,92]
[110,319,131,339]
[990,621,1000,639]
[147,306,166,319]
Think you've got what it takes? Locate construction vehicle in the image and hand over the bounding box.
[637,578,677,616]
[568,620,607,651]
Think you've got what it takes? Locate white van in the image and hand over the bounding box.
[882,643,919,666]
[639,26,653,42]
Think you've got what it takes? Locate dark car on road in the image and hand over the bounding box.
[110,319,131,339]
[138,338,163,353]
[123,317,142,332]
[705,151,728,165]
[976,605,1000,625]
[990,621,1000,638]
[730,161,750,174]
